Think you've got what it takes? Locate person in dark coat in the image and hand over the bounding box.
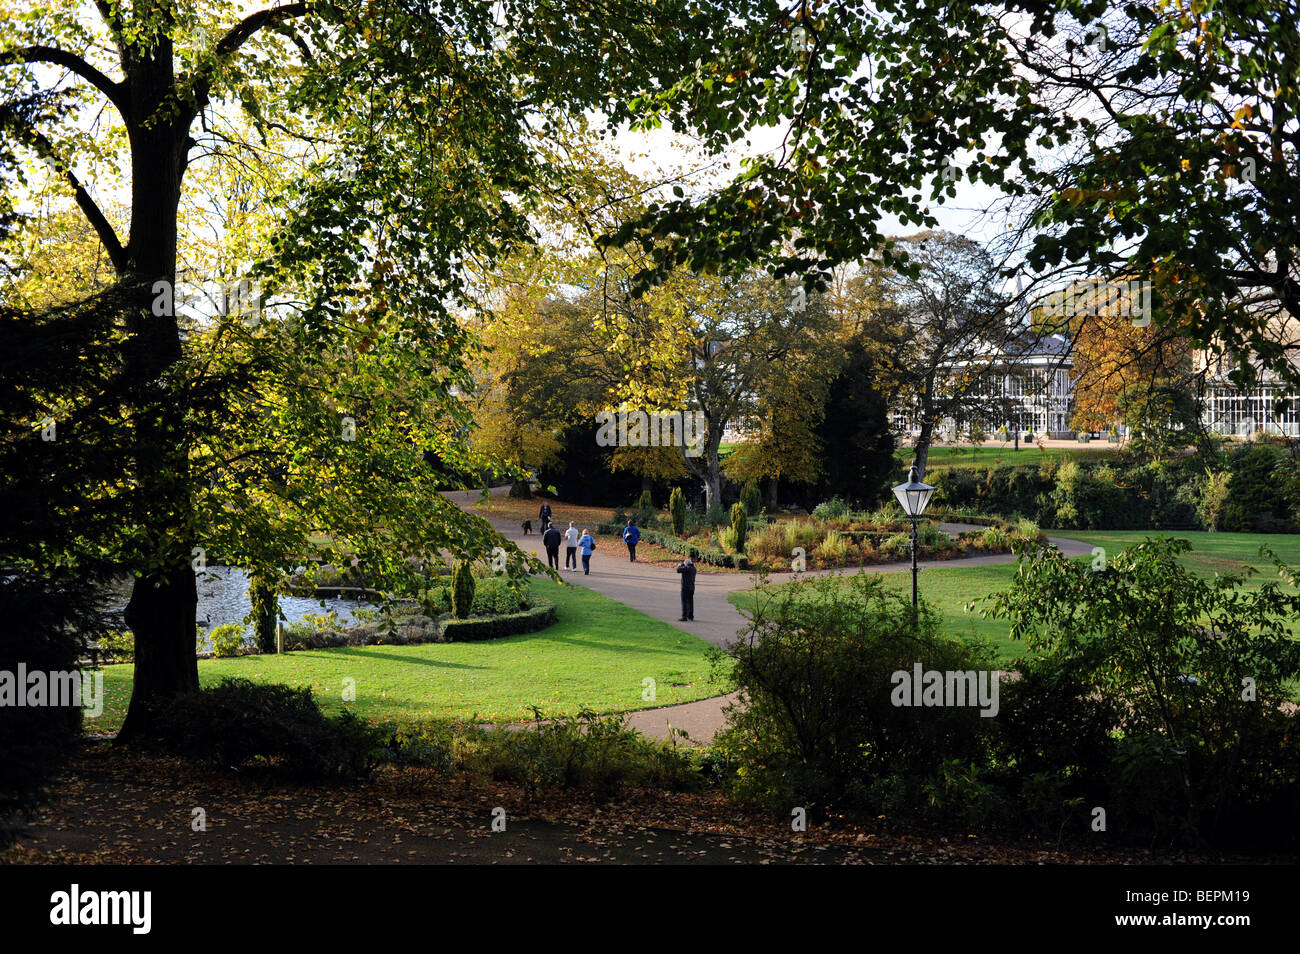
[538,502,552,532]
[542,523,562,570]
[675,555,696,621]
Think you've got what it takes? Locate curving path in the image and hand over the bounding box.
[446,486,1093,742]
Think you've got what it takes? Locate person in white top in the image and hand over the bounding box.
[563,522,580,571]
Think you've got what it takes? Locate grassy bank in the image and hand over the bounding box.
[729,530,1300,665]
[91,577,732,734]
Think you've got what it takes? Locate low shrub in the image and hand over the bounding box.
[811,496,849,520]
[418,584,452,617]
[814,529,851,565]
[208,622,247,658]
[1221,443,1298,532]
[703,500,728,528]
[136,678,378,781]
[716,573,998,819]
[470,576,528,616]
[1013,517,1042,541]
[984,538,1300,847]
[96,628,135,662]
[747,522,790,566]
[981,525,1010,550]
[782,520,823,553]
[281,613,442,650]
[384,709,705,799]
[868,505,906,530]
[441,602,557,642]
[741,480,763,516]
[879,531,912,558]
[637,529,748,568]
[1,573,98,848]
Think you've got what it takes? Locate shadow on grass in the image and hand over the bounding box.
[526,632,698,656]
[296,647,487,670]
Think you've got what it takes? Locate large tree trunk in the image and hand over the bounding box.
[680,431,724,511]
[119,568,199,738]
[508,479,532,498]
[116,40,202,741]
[912,416,935,481]
[704,463,722,511]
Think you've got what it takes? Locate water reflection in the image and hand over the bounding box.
[107,566,376,651]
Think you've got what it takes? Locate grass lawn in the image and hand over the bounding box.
[1051,529,1300,581]
[898,444,1120,471]
[93,577,732,734]
[730,563,1025,663]
[728,530,1300,666]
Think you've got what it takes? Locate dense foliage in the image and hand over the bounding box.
[932,444,1298,532]
[135,679,378,781]
[719,540,1300,849]
[0,574,103,847]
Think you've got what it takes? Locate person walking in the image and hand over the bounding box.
[542,523,562,570]
[563,521,580,571]
[675,555,696,621]
[622,519,640,562]
[538,502,553,532]
[577,528,596,575]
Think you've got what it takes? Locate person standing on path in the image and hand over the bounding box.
[675,555,696,621]
[538,502,552,532]
[622,519,640,562]
[563,521,579,571]
[577,528,596,575]
[542,523,562,570]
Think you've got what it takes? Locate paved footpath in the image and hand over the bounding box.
[446,487,1093,742]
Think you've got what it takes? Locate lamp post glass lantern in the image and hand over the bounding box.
[892,464,935,607]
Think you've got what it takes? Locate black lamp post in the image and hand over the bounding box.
[892,463,936,607]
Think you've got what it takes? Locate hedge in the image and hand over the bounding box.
[924,508,1016,529]
[440,601,558,642]
[636,528,748,569]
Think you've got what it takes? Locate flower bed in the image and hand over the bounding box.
[614,514,1045,572]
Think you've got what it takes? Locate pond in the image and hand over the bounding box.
[106,566,378,652]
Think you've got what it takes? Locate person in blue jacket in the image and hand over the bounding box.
[577,528,596,575]
[622,520,640,562]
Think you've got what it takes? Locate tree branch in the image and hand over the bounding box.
[92,0,126,54]
[214,3,311,61]
[4,45,128,114]
[189,3,312,117]
[0,105,128,273]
